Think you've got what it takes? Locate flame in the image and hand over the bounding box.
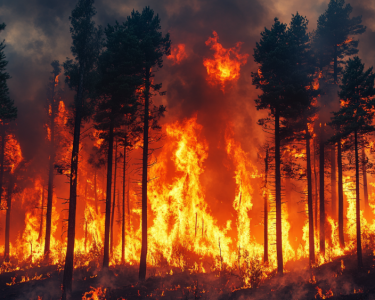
[167,44,188,65]
[203,31,248,91]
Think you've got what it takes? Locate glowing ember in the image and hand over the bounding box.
[203,31,248,91]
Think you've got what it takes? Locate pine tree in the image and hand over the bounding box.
[253,17,314,274]
[313,0,366,248]
[62,0,102,298]
[94,22,142,270]
[330,56,375,268]
[44,60,61,260]
[0,23,17,209]
[125,7,170,281]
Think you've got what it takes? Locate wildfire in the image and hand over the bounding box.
[167,44,188,65]
[203,31,248,91]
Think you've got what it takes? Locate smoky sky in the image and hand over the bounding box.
[0,0,375,171]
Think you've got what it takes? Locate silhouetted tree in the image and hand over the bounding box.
[44,60,61,260]
[94,22,142,270]
[62,0,102,298]
[126,7,170,280]
[0,23,17,209]
[330,57,375,268]
[313,0,366,248]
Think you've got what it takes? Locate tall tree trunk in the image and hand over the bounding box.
[62,62,85,300]
[4,178,13,262]
[38,186,45,241]
[139,68,150,280]
[306,127,315,266]
[94,170,98,214]
[319,126,325,256]
[45,76,56,259]
[333,45,338,84]
[103,120,114,269]
[354,130,363,268]
[331,145,337,218]
[127,175,130,227]
[275,109,283,274]
[264,147,268,264]
[338,140,344,248]
[122,139,127,265]
[110,139,117,255]
[361,137,368,213]
[0,124,5,207]
[313,138,318,231]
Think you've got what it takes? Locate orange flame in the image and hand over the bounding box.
[203,31,248,91]
[167,44,188,65]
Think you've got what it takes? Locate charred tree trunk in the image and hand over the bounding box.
[319,126,325,256]
[45,75,57,260]
[103,119,114,269]
[110,139,118,255]
[313,138,318,231]
[0,125,5,207]
[331,145,337,218]
[62,62,85,300]
[306,127,315,266]
[121,139,127,265]
[4,178,13,262]
[354,130,363,268]
[264,147,269,264]
[338,140,344,248]
[333,45,338,84]
[38,186,45,241]
[361,138,368,213]
[275,109,283,274]
[139,68,150,281]
[94,170,98,214]
[127,175,130,227]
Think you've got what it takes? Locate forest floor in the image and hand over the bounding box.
[0,250,374,300]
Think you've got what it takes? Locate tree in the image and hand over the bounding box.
[62,0,102,298]
[330,56,375,268]
[287,13,319,266]
[253,17,314,274]
[94,22,142,270]
[313,0,366,248]
[126,7,170,280]
[44,60,61,260]
[0,23,17,209]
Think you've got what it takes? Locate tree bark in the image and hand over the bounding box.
[362,137,368,213]
[44,76,56,259]
[306,126,315,266]
[38,186,45,241]
[139,68,150,281]
[331,145,337,218]
[319,126,325,256]
[103,119,114,269]
[338,140,344,248]
[110,138,117,255]
[264,147,268,264]
[275,109,283,274]
[62,62,85,300]
[313,138,318,231]
[0,124,5,207]
[4,178,13,262]
[354,130,363,268]
[121,138,127,265]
